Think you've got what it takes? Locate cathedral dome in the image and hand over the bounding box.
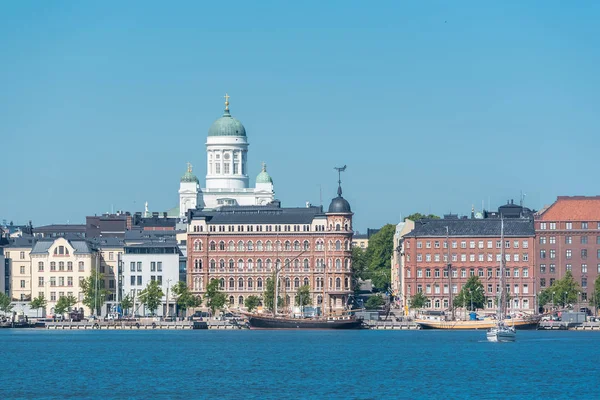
[181,163,199,183]
[256,163,273,184]
[208,110,246,137]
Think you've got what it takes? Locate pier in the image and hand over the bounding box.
[362,321,420,330]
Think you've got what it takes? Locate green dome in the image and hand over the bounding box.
[208,110,246,137]
[256,163,273,184]
[181,163,199,183]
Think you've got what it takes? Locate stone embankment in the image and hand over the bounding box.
[44,319,248,330]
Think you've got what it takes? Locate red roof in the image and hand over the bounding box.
[538,196,600,221]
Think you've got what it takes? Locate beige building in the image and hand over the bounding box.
[30,237,98,316]
[94,238,124,313]
[5,237,35,301]
[391,219,415,312]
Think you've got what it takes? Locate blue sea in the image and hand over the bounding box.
[0,329,596,399]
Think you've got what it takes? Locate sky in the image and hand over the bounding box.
[1,1,599,232]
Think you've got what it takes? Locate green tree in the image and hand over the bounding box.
[172,281,202,317]
[120,294,134,316]
[295,285,312,307]
[263,277,283,312]
[456,276,485,311]
[539,271,581,309]
[30,294,48,317]
[591,276,600,314]
[80,270,110,316]
[365,294,385,309]
[410,292,428,309]
[138,280,164,315]
[205,279,227,315]
[351,246,367,295]
[54,296,70,317]
[363,224,395,292]
[244,295,261,312]
[0,293,13,315]
[406,213,440,221]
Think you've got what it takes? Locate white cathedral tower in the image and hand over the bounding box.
[178,94,275,218]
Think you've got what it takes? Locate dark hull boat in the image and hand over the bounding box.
[248,315,363,330]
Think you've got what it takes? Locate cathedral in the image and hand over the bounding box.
[177,95,275,218]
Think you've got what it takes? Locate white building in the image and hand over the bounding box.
[122,241,180,316]
[177,95,275,218]
[391,219,414,314]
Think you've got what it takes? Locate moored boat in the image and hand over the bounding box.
[247,314,363,330]
[416,317,538,330]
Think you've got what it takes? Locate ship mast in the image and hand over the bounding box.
[498,218,505,320]
[446,226,455,321]
[274,233,279,317]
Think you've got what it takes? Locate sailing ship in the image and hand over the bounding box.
[487,218,516,342]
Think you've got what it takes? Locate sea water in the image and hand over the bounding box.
[0,329,596,399]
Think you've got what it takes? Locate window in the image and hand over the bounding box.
[514,269,519,277]
[478,241,484,249]
[137,262,142,271]
[523,253,529,262]
[496,241,502,249]
[460,254,466,262]
[78,262,85,272]
[581,249,588,259]
[549,264,555,273]
[549,236,556,244]
[417,269,422,278]
[425,254,431,262]
[581,236,588,244]
[461,269,466,278]
[523,268,529,277]
[478,268,484,277]
[582,264,588,273]
[417,241,422,249]
[582,222,588,229]
[452,241,457,249]
[566,264,572,272]
[550,222,556,230]
[434,269,440,278]
[416,254,422,262]
[469,254,475,262]
[478,254,484,262]
[157,262,162,272]
[130,262,135,272]
[151,262,156,272]
[50,262,56,271]
[487,241,492,249]
[425,241,431,249]
[425,269,431,278]
[549,250,555,259]
[130,276,135,285]
[513,254,519,262]
[67,262,73,271]
[461,241,466,249]
[469,241,475,249]
[566,222,572,230]
[540,264,546,274]
[582,278,588,288]
[523,241,528,249]
[566,250,572,259]
[540,250,546,259]
[540,223,547,230]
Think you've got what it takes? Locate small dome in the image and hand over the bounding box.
[208,110,246,137]
[328,196,352,213]
[181,163,199,183]
[256,162,273,184]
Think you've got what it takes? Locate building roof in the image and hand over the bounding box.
[30,238,93,255]
[6,236,35,248]
[34,224,86,232]
[537,196,600,221]
[208,106,246,137]
[89,237,124,248]
[256,163,273,184]
[191,204,324,224]
[404,218,534,238]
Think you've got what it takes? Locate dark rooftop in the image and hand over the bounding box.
[190,204,325,224]
[404,218,535,238]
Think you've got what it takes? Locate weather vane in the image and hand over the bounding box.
[334,165,347,196]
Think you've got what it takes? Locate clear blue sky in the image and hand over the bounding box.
[1,1,599,231]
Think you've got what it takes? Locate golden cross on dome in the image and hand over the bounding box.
[261,161,267,172]
[187,162,193,173]
[224,93,230,111]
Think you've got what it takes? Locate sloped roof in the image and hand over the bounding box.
[31,239,92,255]
[537,196,600,221]
[404,218,534,238]
[192,205,325,225]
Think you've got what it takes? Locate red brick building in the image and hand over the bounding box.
[535,196,600,308]
[403,216,536,315]
[186,189,354,314]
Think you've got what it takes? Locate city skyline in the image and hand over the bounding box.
[2,2,600,230]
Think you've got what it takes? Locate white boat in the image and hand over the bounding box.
[487,218,516,343]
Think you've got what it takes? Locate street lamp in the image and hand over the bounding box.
[564,292,568,309]
[552,291,555,311]
[578,291,581,313]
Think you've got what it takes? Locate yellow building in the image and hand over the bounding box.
[30,237,98,316]
[94,238,124,313]
[5,237,35,301]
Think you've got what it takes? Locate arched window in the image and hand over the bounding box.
[293,241,300,251]
[317,295,323,305]
[238,259,244,269]
[284,241,291,251]
[219,259,225,270]
[257,277,263,289]
[336,224,340,231]
[194,240,201,251]
[257,259,263,270]
[303,241,310,251]
[294,259,299,269]
[266,259,272,270]
[238,296,244,306]
[238,277,244,289]
[229,259,235,271]
[229,278,235,289]
[247,259,254,269]
[256,241,263,251]
[344,259,350,270]
[219,241,225,251]
[335,240,341,250]
[294,277,300,288]
[248,277,253,290]
[78,261,84,271]
[237,241,244,251]
[219,278,225,290]
[276,241,282,251]
[228,241,235,251]
[266,241,272,251]
[434,299,441,308]
[229,296,235,305]
[335,277,341,289]
[303,259,309,270]
[335,259,341,270]
[210,241,216,251]
[276,259,281,270]
[303,277,309,286]
[344,277,349,289]
[247,241,254,251]
[285,278,291,289]
[194,259,202,271]
[344,240,349,250]
[210,259,216,271]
